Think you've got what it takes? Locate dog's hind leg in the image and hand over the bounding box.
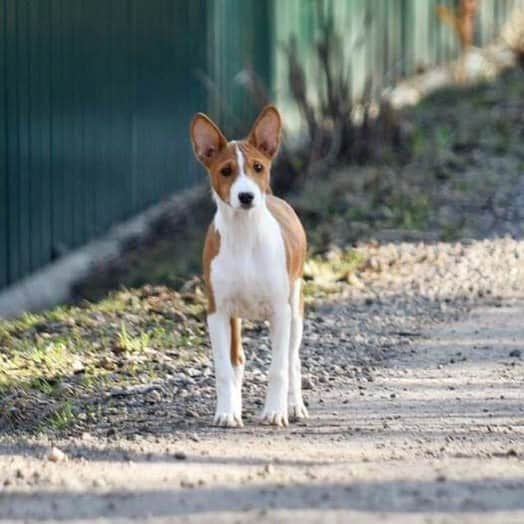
[230,317,245,419]
[288,279,308,421]
[261,303,291,426]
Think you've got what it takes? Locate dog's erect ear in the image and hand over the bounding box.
[190,113,228,167]
[247,105,282,159]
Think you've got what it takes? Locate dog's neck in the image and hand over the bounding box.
[213,192,272,246]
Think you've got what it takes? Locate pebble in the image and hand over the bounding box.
[148,390,162,403]
[47,447,67,463]
[263,464,274,475]
[302,377,315,390]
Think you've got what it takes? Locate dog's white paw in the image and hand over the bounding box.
[214,412,243,428]
[289,403,309,421]
[261,384,289,427]
[214,376,242,428]
[260,410,288,427]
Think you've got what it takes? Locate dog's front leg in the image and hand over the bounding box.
[208,311,243,427]
[261,304,291,426]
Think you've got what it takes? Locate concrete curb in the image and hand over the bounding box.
[387,43,517,109]
[0,184,207,319]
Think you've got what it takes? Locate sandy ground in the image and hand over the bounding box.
[1,299,523,523]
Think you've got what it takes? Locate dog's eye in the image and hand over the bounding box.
[253,162,263,173]
[220,166,232,177]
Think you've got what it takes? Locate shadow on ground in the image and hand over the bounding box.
[2,477,524,521]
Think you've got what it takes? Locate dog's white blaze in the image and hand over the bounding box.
[229,143,261,208]
[234,142,246,175]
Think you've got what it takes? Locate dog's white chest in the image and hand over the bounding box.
[210,207,289,320]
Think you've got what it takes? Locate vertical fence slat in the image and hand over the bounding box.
[35,0,52,271]
[17,0,31,278]
[28,0,40,273]
[0,0,7,287]
[71,0,83,247]
[6,0,20,283]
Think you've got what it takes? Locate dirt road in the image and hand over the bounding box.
[1,297,523,523]
[2,55,524,524]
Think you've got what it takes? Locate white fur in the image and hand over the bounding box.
[261,303,291,425]
[210,195,289,319]
[229,144,262,209]
[288,279,308,420]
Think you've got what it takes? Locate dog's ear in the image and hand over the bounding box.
[247,105,282,159]
[190,113,228,167]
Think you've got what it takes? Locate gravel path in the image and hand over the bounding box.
[1,238,523,523]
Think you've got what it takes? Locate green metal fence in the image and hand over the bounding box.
[0,0,269,290]
[1,0,522,291]
[208,0,272,134]
[273,0,524,127]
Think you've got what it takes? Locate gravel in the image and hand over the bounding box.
[10,237,519,438]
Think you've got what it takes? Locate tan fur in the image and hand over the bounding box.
[266,195,307,283]
[202,223,220,314]
[230,317,244,366]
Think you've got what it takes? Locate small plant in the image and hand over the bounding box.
[281,5,403,186]
[303,249,366,299]
[46,401,75,431]
[116,323,151,354]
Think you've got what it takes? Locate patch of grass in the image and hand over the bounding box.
[303,248,366,299]
[411,129,428,157]
[0,339,74,392]
[434,125,453,153]
[29,377,61,395]
[392,194,431,230]
[0,285,210,433]
[116,323,152,354]
[45,401,75,431]
[440,223,462,242]
[453,179,472,193]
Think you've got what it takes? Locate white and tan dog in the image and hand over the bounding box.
[190,106,308,428]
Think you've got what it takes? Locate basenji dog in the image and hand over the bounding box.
[190,106,308,428]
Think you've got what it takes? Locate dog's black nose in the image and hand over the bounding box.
[238,192,254,206]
